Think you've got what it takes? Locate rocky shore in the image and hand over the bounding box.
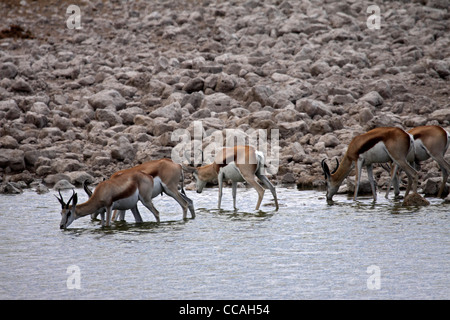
[0,0,449,198]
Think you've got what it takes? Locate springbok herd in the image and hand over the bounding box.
[57,125,450,229]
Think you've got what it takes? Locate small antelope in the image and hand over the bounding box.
[386,125,450,198]
[56,170,159,229]
[321,127,418,202]
[85,159,195,222]
[183,145,279,211]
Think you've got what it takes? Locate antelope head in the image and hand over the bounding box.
[55,190,78,229]
[182,148,208,193]
[321,158,340,201]
[182,165,208,193]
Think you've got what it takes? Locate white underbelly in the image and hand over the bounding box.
[359,141,392,164]
[151,176,163,198]
[221,162,245,182]
[112,189,139,210]
[413,139,430,162]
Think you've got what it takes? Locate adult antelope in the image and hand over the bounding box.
[183,145,279,211]
[85,159,195,221]
[321,127,418,202]
[386,125,450,198]
[56,170,159,229]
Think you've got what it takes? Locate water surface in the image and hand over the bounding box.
[0,187,448,299]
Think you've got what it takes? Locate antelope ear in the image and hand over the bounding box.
[72,193,78,207]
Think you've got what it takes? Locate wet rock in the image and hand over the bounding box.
[402,192,430,207]
[444,194,450,204]
[53,158,83,173]
[53,179,75,190]
[0,182,23,194]
[35,183,49,194]
[281,172,297,184]
[421,177,448,197]
[65,171,95,186]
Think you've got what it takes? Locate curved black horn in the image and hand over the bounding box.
[321,159,331,178]
[331,158,339,174]
[66,190,75,209]
[55,189,65,207]
[83,179,93,197]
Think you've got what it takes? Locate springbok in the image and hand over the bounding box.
[321,127,418,202]
[85,159,195,222]
[183,145,279,211]
[386,125,450,198]
[56,170,159,229]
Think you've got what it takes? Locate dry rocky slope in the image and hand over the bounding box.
[0,0,449,198]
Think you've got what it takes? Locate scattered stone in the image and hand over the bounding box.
[360,91,384,107]
[0,62,18,79]
[149,102,183,122]
[0,0,448,199]
[183,77,204,93]
[53,179,75,191]
[402,192,430,207]
[88,89,127,110]
[0,149,25,172]
[35,183,49,194]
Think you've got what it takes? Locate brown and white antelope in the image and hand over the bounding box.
[85,159,195,222]
[321,127,418,202]
[183,145,279,211]
[386,125,450,198]
[56,170,159,229]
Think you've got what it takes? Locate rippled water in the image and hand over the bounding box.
[0,187,448,300]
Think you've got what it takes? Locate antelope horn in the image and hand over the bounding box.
[321,159,331,178]
[55,189,65,207]
[83,179,93,197]
[331,158,339,174]
[66,189,75,209]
